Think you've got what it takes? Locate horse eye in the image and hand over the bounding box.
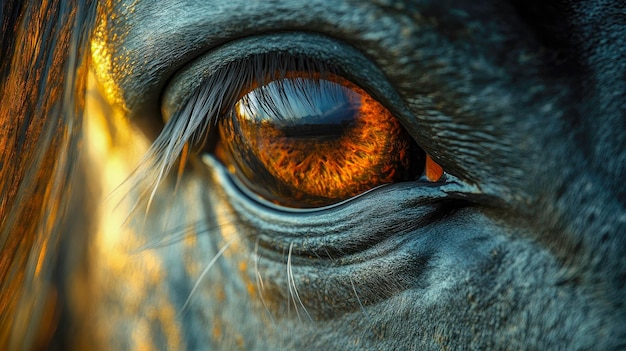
[214,73,444,208]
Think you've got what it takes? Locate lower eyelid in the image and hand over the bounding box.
[202,152,468,217]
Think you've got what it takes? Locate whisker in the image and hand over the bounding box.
[254,238,266,292]
[286,246,293,319]
[179,236,239,315]
[322,246,334,260]
[126,203,239,255]
[349,275,369,318]
[254,238,275,324]
[130,221,211,254]
[288,242,312,321]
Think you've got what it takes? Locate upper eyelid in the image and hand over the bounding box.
[160,32,408,126]
[94,1,421,120]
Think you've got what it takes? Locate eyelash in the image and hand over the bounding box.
[115,54,324,209]
[135,54,343,198]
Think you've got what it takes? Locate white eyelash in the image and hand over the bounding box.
[124,54,335,215]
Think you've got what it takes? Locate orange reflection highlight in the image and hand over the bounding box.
[425,155,444,182]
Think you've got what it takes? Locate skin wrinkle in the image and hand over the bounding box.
[0,0,624,350]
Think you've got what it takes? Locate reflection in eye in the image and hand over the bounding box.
[215,73,444,208]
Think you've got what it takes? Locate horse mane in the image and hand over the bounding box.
[0,0,95,348]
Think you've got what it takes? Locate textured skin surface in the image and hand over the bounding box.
[1,0,624,350]
[76,1,625,349]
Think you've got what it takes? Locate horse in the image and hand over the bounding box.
[1,0,624,349]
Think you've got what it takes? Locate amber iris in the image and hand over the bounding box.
[216,74,436,208]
